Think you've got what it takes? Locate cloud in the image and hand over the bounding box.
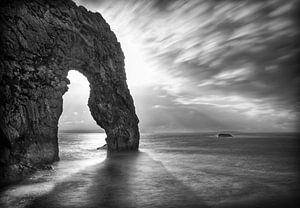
[71,0,299,132]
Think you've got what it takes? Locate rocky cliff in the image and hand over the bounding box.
[0,0,139,183]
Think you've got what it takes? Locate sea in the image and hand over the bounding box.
[0,132,299,208]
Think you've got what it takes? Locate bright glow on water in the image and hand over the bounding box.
[0,133,107,208]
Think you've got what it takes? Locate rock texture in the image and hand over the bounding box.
[0,0,139,183]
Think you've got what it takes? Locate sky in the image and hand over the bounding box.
[59,0,299,133]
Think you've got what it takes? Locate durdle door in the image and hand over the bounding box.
[0,0,140,183]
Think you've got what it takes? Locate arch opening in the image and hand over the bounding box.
[58,70,105,134]
[57,70,107,163]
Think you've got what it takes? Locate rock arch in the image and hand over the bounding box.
[0,0,139,182]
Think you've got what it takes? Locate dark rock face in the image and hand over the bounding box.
[0,0,139,183]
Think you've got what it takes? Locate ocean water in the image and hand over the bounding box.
[0,132,299,208]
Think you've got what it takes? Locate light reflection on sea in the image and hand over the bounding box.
[0,133,107,208]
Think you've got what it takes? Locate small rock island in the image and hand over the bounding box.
[217,133,234,138]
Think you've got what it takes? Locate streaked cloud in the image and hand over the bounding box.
[66,0,300,132]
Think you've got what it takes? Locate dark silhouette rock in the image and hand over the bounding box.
[0,0,139,183]
[97,144,107,150]
[217,133,233,138]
